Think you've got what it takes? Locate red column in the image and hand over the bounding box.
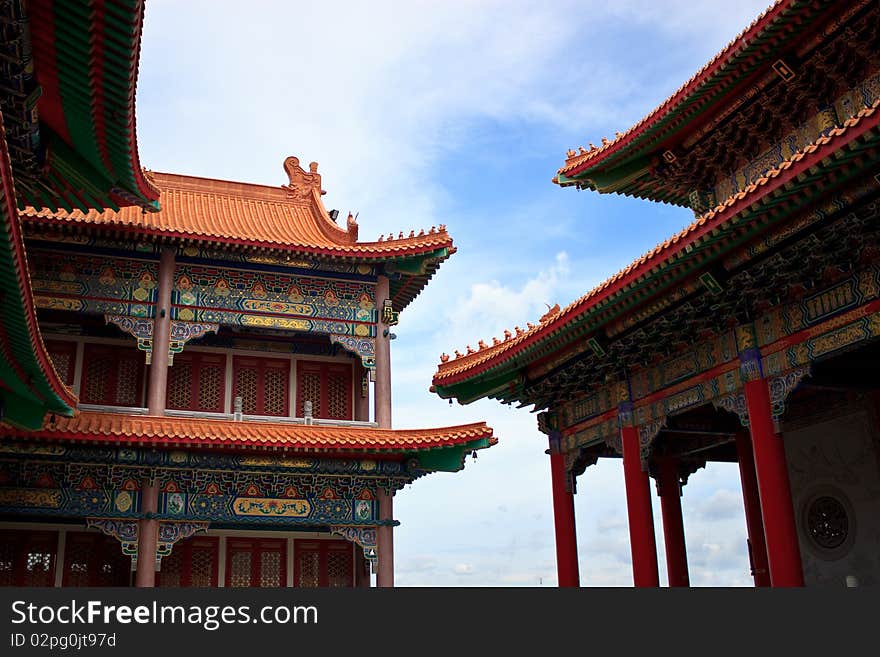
[147,248,175,415]
[548,433,579,587]
[743,378,804,586]
[735,430,771,587]
[135,480,159,587]
[621,425,660,587]
[374,275,392,429]
[376,489,394,587]
[658,457,689,587]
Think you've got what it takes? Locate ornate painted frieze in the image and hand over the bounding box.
[176,244,376,277]
[28,249,158,318]
[171,263,376,338]
[711,71,880,209]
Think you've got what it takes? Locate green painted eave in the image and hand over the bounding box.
[412,436,494,472]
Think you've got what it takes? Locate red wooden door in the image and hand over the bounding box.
[79,344,145,407]
[293,540,354,588]
[166,352,226,412]
[0,530,57,586]
[232,356,290,416]
[225,538,286,587]
[296,360,352,420]
[157,536,219,587]
[62,532,131,587]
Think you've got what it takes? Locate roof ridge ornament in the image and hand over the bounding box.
[282,156,326,200]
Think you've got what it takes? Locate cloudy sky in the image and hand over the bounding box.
[136,0,772,586]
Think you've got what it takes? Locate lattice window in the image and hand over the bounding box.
[236,367,259,414]
[63,532,131,587]
[82,353,111,404]
[234,357,289,416]
[45,341,76,385]
[296,361,352,420]
[190,545,215,587]
[297,550,320,588]
[159,550,183,587]
[327,369,351,420]
[24,551,55,587]
[228,551,252,587]
[167,361,193,410]
[260,551,282,587]
[198,364,223,411]
[80,345,144,407]
[0,539,14,586]
[298,371,321,416]
[327,547,353,588]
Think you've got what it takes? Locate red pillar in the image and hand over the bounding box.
[374,275,392,429]
[548,433,579,587]
[147,248,175,415]
[621,425,660,587]
[743,378,804,586]
[735,430,771,587]
[135,480,159,587]
[376,490,394,587]
[657,457,689,587]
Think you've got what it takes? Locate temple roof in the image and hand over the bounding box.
[553,0,870,206]
[10,0,159,212]
[434,96,880,400]
[10,412,496,459]
[22,157,454,260]
[0,113,78,429]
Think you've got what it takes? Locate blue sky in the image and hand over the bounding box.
[136,0,772,585]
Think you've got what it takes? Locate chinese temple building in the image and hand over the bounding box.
[0,0,495,588]
[433,0,880,587]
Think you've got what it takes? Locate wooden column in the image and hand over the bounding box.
[135,479,159,587]
[374,274,392,429]
[657,456,689,587]
[621,423,660,587]
[743,377,804,586]
[147,247,175,415]
[735,430,771,587]
[376,489,394,587]
[548,431,579,587]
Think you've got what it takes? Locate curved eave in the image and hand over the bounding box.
[556,0,854,193]
[436,106,880,400]
[2,413,496,468]
[0,113,77,429]
[23,0,159,213]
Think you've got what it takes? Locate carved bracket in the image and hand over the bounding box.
[168,321,219,365]
[331,525,378,564]
[106,316,218,365]
[638,419,666,471]
[329,334,375,369]
[769,366,810,419]
[86,518,209,570]
[106,315,153,363]
[713,392,750,427]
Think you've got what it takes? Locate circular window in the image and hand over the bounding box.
[802,488,855,560]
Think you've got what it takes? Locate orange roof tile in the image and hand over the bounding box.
[13,412,496,452]
[21,156,453,260]
[436,100,880,385]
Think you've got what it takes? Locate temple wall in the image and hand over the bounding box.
[783,400,880,587]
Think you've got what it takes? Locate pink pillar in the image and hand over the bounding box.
[657,457,689,587]
[374,275,392,429]
[376,489,394,587]
[621,425,660,587]
[744,378,804,586]
[135,480,159,587]
[548,433,579,587]
[735,430,771,587]
[147,248,175,415]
